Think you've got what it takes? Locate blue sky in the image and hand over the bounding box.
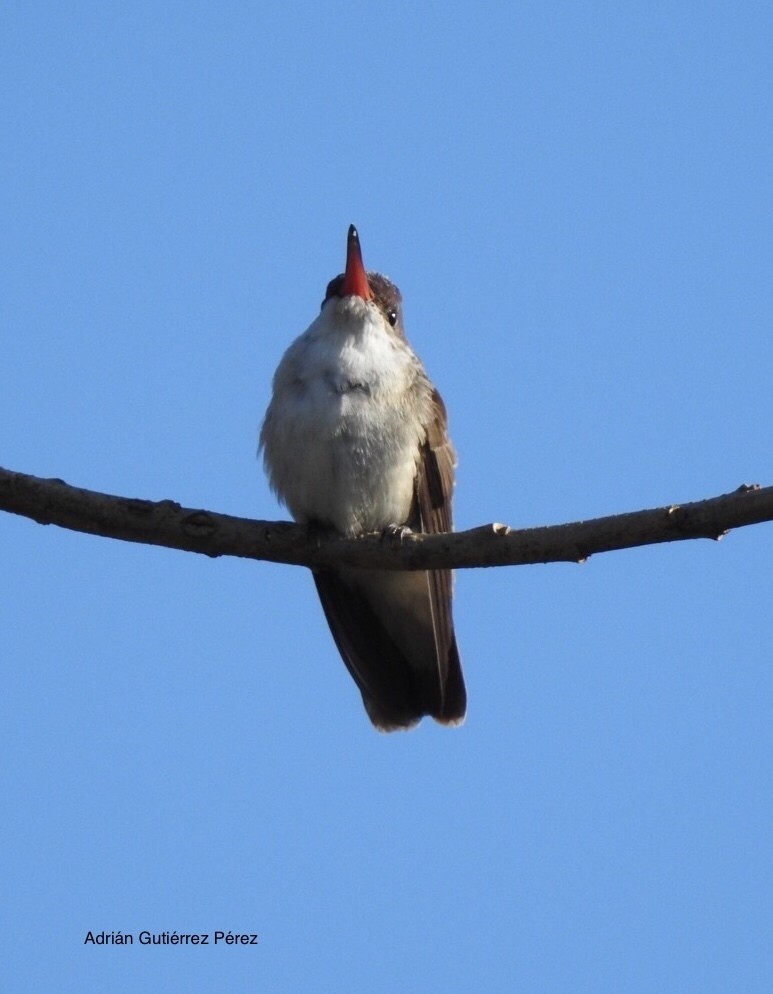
[2,3,772,991]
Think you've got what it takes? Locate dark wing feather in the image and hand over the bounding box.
[413,389,466,724]
[313,387,466,731]
[314,568,443,730]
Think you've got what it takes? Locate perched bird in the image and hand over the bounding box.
[260,225,465,731]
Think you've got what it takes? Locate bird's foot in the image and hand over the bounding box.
[380,523,413,547]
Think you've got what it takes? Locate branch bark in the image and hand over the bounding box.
[1,466,771,571]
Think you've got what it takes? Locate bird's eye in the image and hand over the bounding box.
[387,309,398,327]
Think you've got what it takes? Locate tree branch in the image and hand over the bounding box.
[1,466,771,571]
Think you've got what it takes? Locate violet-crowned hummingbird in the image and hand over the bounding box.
[260,225,466,731]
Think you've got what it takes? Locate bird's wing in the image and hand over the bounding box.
[412,388,466,724]
[313,387,465,730]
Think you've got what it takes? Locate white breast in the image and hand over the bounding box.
[260,297,433,535]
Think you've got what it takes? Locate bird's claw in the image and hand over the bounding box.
[380,523,413,546]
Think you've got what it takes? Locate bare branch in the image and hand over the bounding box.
[1,466,771,571]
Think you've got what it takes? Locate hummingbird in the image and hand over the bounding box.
[260,225,466,731]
